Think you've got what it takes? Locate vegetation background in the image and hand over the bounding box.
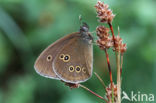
[0,0,156,103]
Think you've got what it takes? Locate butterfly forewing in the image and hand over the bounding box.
[34,32,79,79]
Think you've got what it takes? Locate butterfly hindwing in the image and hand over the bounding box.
[53,33,93,83]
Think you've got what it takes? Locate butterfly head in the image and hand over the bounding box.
[80,22,93,42]
[80,22,89,33]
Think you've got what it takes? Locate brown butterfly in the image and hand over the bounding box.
[34,22,93,84]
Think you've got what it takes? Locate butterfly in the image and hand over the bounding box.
[34,22,93,84]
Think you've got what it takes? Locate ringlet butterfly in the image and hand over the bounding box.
[34,22,93,84]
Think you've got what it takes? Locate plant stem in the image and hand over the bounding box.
[117,50,121,103]
[120,53,123,76]
[79,84,108,103]
[104,49,114,103]
[94,72,107,92]
[108,22,121,103]
[108,23,115,42]
[104,49,113,87]
[111,87,115,103]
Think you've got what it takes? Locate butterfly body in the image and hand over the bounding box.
[34,23,93,83]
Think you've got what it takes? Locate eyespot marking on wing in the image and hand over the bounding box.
[59,54,65,60]
[82,67,86,73]
[47,55,52,61]
[63,54,70,62]
[69,65,74,72]
[75,66,81,73]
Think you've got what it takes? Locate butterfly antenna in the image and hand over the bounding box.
[79,15,88,27]
[79,15,82,26]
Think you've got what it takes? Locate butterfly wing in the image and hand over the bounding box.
[53,34,93,83]
[34,32,79,79]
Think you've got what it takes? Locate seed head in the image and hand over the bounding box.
[96,26,114,49]
[114,35,127,53]
[95,1,115,23]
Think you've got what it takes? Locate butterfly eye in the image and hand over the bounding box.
[47,55,52,61]
[75,66,81,73]
[82,67,86,73]
[59,54,65,60]
[63,54,70,62]
[69,66,74,72]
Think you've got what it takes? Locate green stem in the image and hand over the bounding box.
[112,87,114,103]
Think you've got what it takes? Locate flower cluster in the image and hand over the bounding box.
[95,1,115,23]
[114,35,127,53]
[95,1,127,53]
[96,26,127,53]
[96,26,113,49]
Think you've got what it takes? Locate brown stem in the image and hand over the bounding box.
[108,21,116,103]
[104,49,113,87]
[108,23,115,42]
[79,84,108,103]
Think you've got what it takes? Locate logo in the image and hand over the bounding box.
[122,91,155,102]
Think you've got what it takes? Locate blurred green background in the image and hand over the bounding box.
[0,0,156,103]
